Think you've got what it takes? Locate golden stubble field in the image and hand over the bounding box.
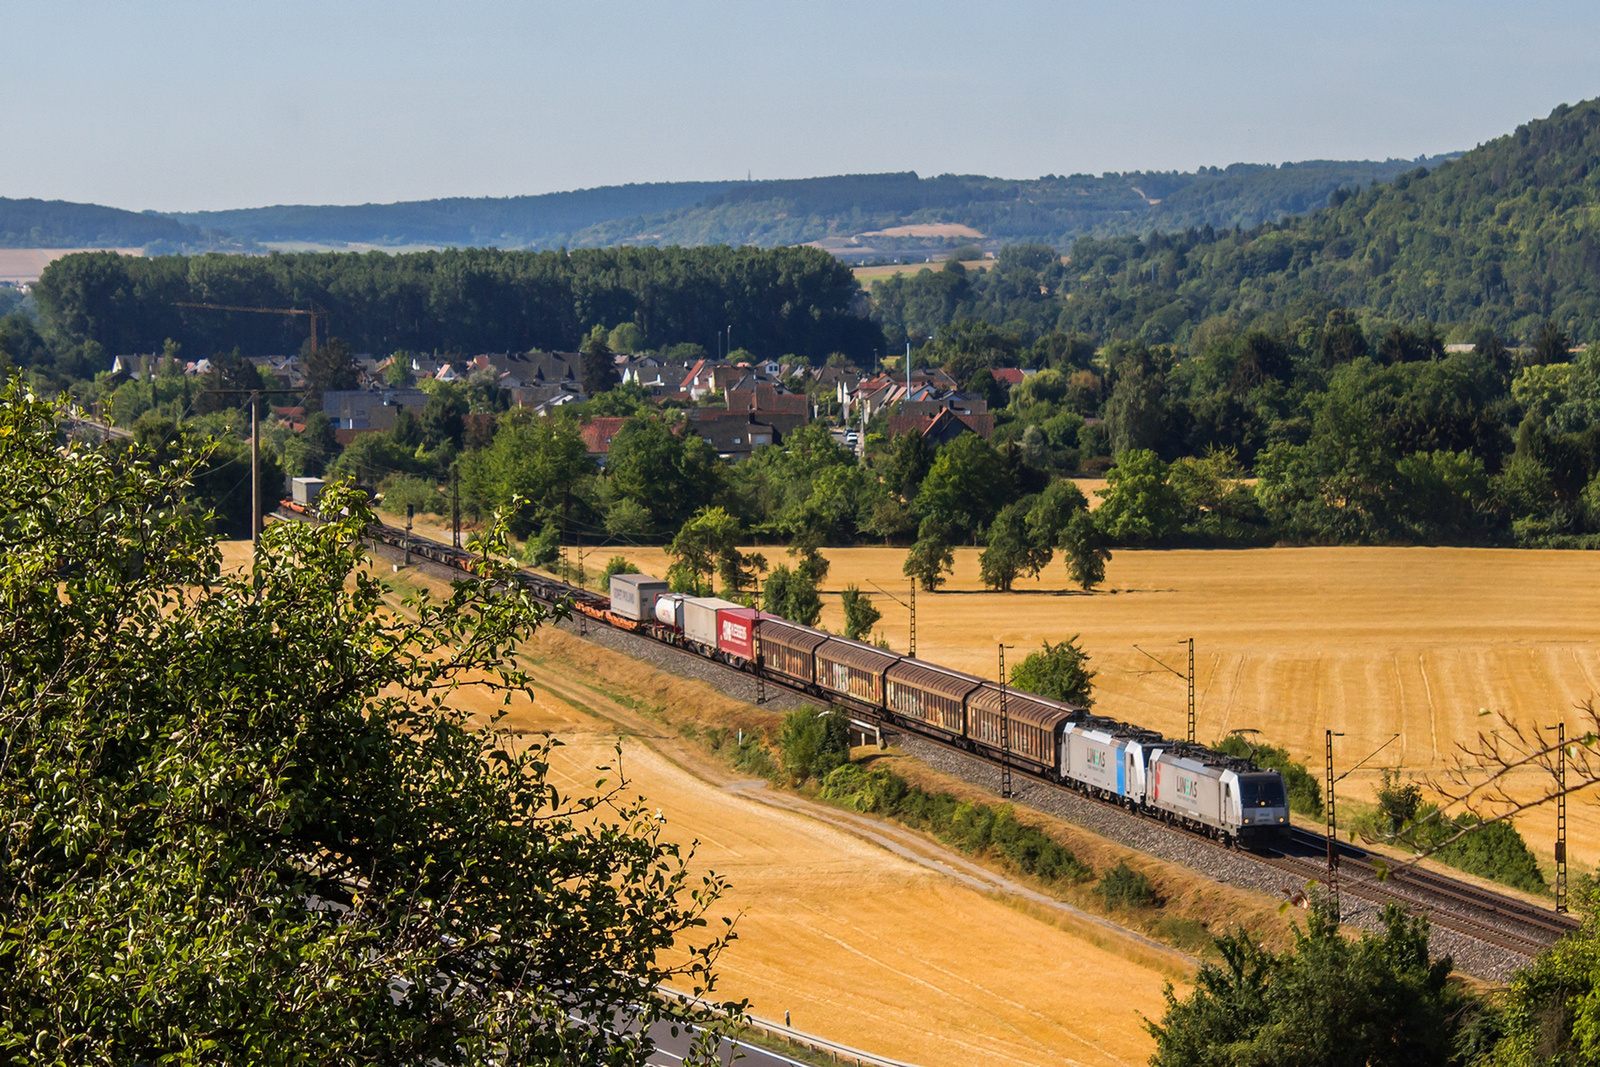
[592,544,1600,869]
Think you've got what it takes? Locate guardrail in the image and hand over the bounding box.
[659,988,925,1067]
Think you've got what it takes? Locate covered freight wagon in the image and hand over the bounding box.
[682,597,742,651]
[965,685,1076,772]
[814,638,901,705]
[885,659,980,737]
[754,619,829,685]
[608,573,669,623]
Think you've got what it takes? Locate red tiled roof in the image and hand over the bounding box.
[992,368,1027,386]
[580,416,629,454]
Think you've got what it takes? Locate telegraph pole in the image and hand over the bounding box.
[1548,722,1569,914]
[404,504,414,567]
[1326,729,1342,919]
[998,643,1014,799]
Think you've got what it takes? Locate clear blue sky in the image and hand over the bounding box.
[5,1,1599,212]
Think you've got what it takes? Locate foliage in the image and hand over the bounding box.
[1491,879,1600,1065]
[839,583,881,641]
[762,553,825,626]
[1059,508,1110,590]
[668,506,746,597]
[0,384,737,1064]
[1096,449,1184,544]
[376,472,447,516]
[1148,901,1482,1067]
[1354,771,1547,894]
[602,555,641,583]
[522,520,561,569]
[1214,735,1324,817]
[902,527,954,594]
[458,411,593,537]
[1094,862,1156,909]
[916,433,1010,542]
[819,765,1092,882]
[581,326,620,396]
[776,707,852,783]
[33,244,880,368]
[1008,637,1096,708]
[607,416,722,536]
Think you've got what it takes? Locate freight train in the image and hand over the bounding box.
[278,501,1291,848]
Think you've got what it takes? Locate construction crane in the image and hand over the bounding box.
[172,301,326,355]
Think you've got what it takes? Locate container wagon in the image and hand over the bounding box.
[609,573,669,623]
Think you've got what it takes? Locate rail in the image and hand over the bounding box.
[274,505,1582,960]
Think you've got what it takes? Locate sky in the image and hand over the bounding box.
[4,1,1600,213]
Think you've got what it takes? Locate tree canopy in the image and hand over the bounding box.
[0,383,736,1064]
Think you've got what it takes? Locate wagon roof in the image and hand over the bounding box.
[814,636,902,673]
[755,618,829,652]
[609,572,667,588]
[968,684,1080,730]
[886,658,984,700]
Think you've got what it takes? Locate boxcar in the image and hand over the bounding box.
[885,659,981,739]
[964,684,1077,774]
[813,637,901,706]
[755,618,829,686]
[609,573,669,623]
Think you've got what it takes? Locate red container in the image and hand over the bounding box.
[715,608,765,660]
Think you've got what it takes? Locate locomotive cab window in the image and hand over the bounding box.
[1240,777,1286,807]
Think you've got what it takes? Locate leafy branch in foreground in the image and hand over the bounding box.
[0,381,739,1065]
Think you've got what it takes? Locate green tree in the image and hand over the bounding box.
[762,562,823,626]
[1148,902,1481,1067]
[669,506,755,597]
[608,416,722,534]
[1008,637,1095,707]
[1096,449,1183,544]
[840,584,881,641]
[607,322,645,354]
[903,518,955,593]
[917,434,1008,542]
[0,385,738,1065]
[457,411,593,537]
[979,499,1049,591]
[1059,509,1109,591]
[777,707,852,783]
[305,335,359,408]
[582,326,621,396]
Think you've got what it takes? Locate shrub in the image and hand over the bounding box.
[521,520,560,569]
[818,765,1091,883]
[376,473,447,517]
[602,555,640,583]
[1009,637,1095,707]
[1095,862,1156,909]
[776,707,851,783]
[1214,735,1323,817]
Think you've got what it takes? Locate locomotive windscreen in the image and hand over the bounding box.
[1240,777,1287,807]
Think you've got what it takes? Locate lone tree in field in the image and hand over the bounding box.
[1009,637,1096,708]
[904,518,955,593]
[0,383,737,1065]
[1060,508,1110,591]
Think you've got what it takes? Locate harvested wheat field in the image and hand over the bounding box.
[592,544,1600,869]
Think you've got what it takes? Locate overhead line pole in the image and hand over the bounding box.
[998,643,1013,800]
[1548,722,1569,914]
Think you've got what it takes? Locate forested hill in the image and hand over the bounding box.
[0,198,249,253]
[1037,99,1600,343]
[3,159,1452,254]
[559,160,1457,251]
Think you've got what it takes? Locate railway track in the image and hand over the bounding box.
[275,506,1582,962]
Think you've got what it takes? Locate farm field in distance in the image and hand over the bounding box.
[588,543,1600,875]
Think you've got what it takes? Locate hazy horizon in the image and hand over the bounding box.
[4,1,1599,213]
